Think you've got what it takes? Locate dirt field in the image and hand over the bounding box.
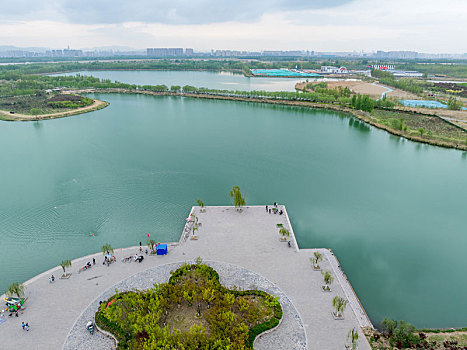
[296,80,419,100]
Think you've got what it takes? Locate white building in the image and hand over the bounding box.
[371,64,395,71]
[390,70,424,78]
[321,66,349,74]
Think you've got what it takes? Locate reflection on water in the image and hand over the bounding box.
[52,70,305,92]
[0,93,466,328]
[348,118,370,133]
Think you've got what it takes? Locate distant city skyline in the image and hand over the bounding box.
[0,0,466,53]
[2,45,466,60]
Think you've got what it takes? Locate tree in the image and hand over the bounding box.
[347,328,359,350]
[361,95,374,113]
[322,270,334,286]
[170,85,181,93]
[229,186,245,211]
[196,198,205,211]
[448,96,463,110]
[60,259,72,275]
[182,85,198,93]
[310,251,323,269]
[392,117,407,132]
[391,320,418,348]
[355,94,362,110]
[6,282,24,298]
[279,228,290,239]
[147,239,157,253]
[380,318,398,337]
[101,243,114,255]
[332,296,347,318]
[418,127,425,137]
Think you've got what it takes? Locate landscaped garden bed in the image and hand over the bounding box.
[95,262,283,349]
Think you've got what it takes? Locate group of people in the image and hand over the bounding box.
[265,203,283,215]
[81,261,92,271]
[133,254,144,263]
[103,255,116,267]
[139,241,149,255]
[21,322,29,331]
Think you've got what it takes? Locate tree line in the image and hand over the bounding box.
[0,68,398,116]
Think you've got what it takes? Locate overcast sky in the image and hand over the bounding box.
[1,0,466,53]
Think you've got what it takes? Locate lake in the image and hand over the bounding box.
[53,70,305,92]
[0,91,466,328]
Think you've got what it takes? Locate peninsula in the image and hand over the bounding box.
[0,205,372,349]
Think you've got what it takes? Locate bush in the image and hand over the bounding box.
[30,108,41,115]
[392,321,419,348]
[99,263,283,349]
[448,97,463,110]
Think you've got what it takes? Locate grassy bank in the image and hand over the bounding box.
[362,109,467,148]
[0,98,109,121]
[364,326,467,350]
[1,63,466,150]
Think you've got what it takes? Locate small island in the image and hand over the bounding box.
[95,261,282,349]
[0,92,108,121]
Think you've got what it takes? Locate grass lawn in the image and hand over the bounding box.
[371,109,467,146]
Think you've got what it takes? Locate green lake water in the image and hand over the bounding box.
[53,70,305,91]
[0,93,466,328]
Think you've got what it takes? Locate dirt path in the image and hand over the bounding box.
[0,99,109,121]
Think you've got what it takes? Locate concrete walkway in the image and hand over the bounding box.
[0,205,372,350]
[63,261,307,350]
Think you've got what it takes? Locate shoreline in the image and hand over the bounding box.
[3,87,466,152]
[0,98,109,121]
[85,88,467,151]
[0,205,373,350]
[1,205,464,350]
[40,68,246,76]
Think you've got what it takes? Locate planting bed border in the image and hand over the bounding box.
[63,260,306,350]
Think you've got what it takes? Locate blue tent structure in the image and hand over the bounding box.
[156,244,167,255]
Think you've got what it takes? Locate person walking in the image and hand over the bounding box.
[51,275,54,282]
[139,241,142,252]
[265,205,268,212]
[25,323,29,331]
[21,322,25,330]
[92,258,95,265]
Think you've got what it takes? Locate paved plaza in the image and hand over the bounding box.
[0,205,372,349]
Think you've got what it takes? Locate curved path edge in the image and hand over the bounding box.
[0,99,109,122]
[63,260,307,350]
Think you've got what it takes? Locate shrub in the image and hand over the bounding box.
[98,263,283,349]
